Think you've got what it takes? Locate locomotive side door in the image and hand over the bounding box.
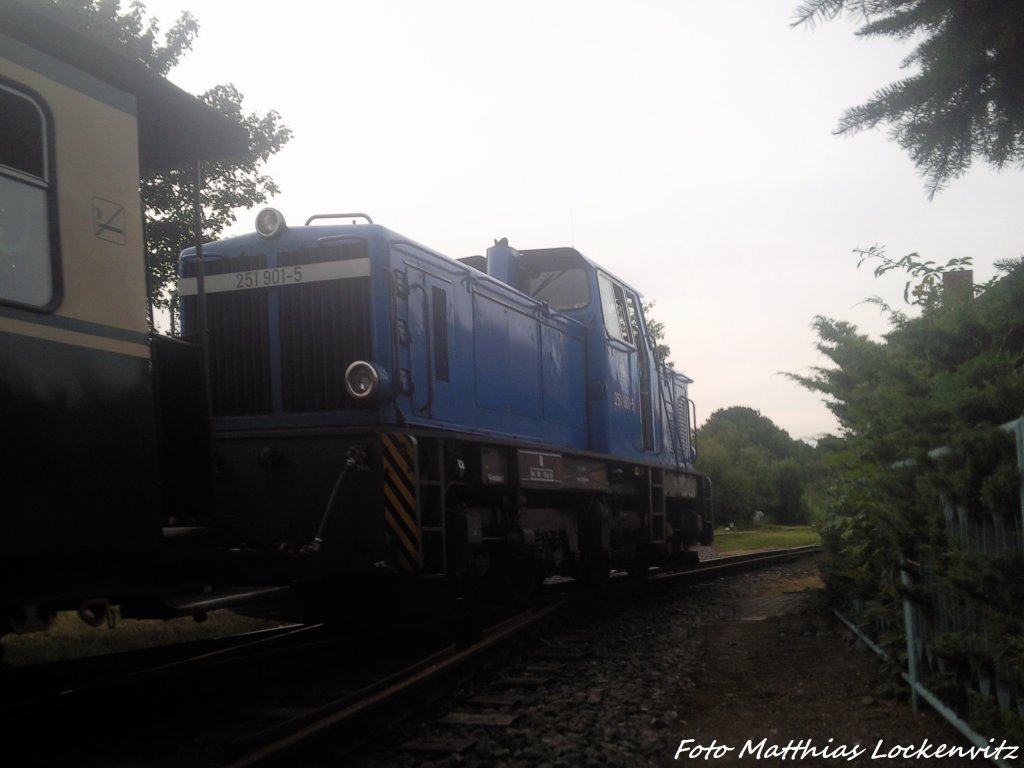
[596,273,655,456]
[624,289,655,452]
[396,250,459,424]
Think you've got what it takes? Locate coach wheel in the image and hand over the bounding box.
[626,564,650,581]
[626,548,652,581]
[501,556,543,606]
[698,521,714,546]
[579,552,610,589]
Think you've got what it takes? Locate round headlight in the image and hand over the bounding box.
[255,207,287,239]
[345,361,380,400]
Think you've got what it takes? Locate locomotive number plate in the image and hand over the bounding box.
[234,266,304,290]
[178,258,370,296]
[518,450,563,486]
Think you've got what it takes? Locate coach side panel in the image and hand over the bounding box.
[0,34,161,606]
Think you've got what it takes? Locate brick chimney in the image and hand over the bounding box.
[942,269,973,305]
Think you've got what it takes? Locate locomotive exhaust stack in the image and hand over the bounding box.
[486,236,521,287]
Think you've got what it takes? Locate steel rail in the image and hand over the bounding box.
[219,545,821,766]
[220,598,570,768]
[645,544,821,585]
[4,544,821,767]
[1,622,317,710]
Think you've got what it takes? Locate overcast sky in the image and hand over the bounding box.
[145,0,1024,442]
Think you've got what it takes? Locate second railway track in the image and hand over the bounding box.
[6,546,820,768]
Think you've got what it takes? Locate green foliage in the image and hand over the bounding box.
[855,245,974,314]
[142,83,291,313]
[793,249,1024,734]
[696,406,819,526]
[790,254,1024,458]
[48,0,199,75]
[49,1,292,313]
[793,0,1024,198]
[643,300,672,367]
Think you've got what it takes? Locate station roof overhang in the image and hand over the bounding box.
[2,0,249,170]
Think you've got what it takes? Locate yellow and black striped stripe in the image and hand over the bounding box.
[381,432,420,572]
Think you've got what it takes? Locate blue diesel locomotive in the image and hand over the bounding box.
[1,0,709,644]
[179,212,711,605]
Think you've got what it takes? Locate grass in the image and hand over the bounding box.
[5,526,818,666]
[712,524,820,552]
[2,609,285,668]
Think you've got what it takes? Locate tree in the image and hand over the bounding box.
[794,0,1024,198]
[643,300,672,366]
[789,253,1024,681]
[49,0,199,73]
[788,254,1024,457]
[50,1,292,314]
[696,406,816,526]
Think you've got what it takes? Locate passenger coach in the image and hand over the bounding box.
[1,0,247,633]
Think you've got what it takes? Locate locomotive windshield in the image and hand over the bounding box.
[519,250,590,311]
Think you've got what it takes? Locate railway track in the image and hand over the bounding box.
[5,545,819,767]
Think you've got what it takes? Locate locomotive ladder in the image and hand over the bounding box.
[381,432,446,576]
[649,469,667,545]
[417,437,447,577]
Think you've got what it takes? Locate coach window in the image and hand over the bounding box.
[0,83,56,309]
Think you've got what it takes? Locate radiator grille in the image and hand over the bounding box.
[676,394,692,462]
[182,253,272,415]
[181,240,372,416]
[278,277,371,412]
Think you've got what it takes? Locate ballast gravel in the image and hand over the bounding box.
[345,558,972,768]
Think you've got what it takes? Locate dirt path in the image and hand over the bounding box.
[348,558,997,768]
[675,561,986,767]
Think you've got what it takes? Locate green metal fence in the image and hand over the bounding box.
[900,417,1024,765]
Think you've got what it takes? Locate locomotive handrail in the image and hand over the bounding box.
[689,397,698,463]
[409,282,435,416]
[386,268,403,384]
[656,372,674,464]
[315,234,369,247]
[305,213,373,225]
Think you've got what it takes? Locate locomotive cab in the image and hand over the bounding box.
[478,239,691,465]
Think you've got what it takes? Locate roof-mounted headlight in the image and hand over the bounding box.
[345,361,390,401]
[255,207,287,239]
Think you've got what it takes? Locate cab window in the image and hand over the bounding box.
[0,82,56,309]
[520,251,591,311]
[598,272,633,344]
[624,290,645,344]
